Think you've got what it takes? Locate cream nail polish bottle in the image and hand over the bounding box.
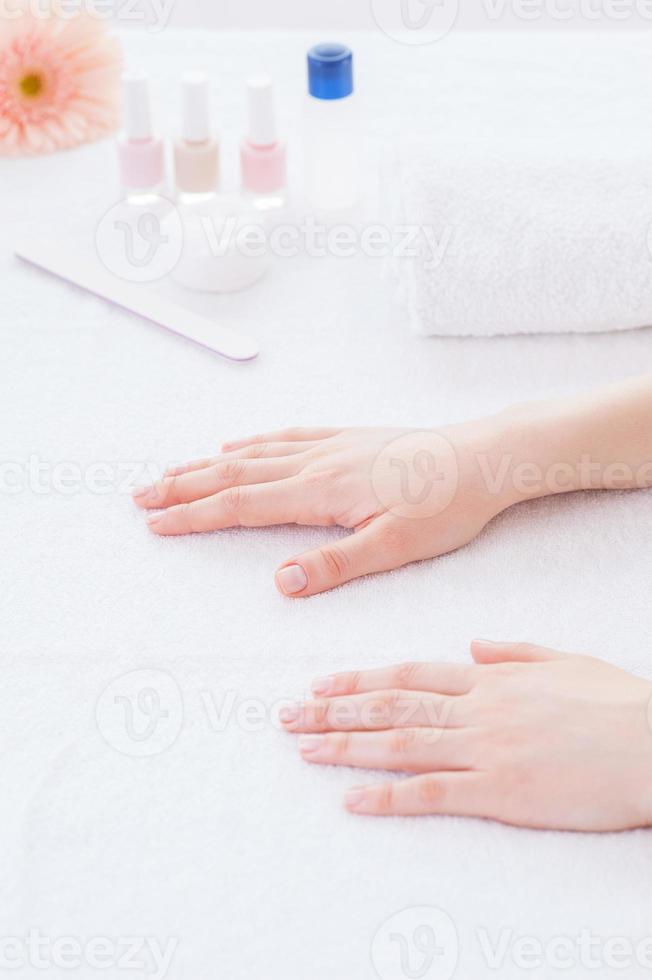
[173,72,219,205]
[240,75,286,211]
[117,71,165,205]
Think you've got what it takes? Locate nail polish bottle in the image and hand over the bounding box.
[117,71,165,205]
[304,43,358,212]
[173,72,220,206]
[240,75,286,211]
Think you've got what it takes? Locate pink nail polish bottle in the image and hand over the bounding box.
[240,75,286,211]
[173,72,220,206]
[117,71,165,205]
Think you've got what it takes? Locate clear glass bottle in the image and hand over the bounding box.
[304,43,358,213]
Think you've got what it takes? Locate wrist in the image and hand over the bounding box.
[491,393,652,506]
[481,400,589,508]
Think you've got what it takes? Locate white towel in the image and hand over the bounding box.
[396,147,652,337]
[391,58,652,337]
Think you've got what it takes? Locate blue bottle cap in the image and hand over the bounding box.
[307,43,353,100]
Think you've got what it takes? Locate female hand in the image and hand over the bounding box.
[132,421,514,597]
[280,640,652,830]
[132,376,652,596]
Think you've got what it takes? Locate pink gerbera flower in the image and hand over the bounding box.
[0,2,122,156]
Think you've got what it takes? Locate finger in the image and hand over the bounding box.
[164,442,319,477]
[471,639,569,664]
[133,457,299,509]
[279,689,465,733]
[298,727,474,773]
[275,516,415,598]
[222,427,341,451]
[310,662,476,698]
[165,457,217,477]
[147,478,308,535]
[343,772,489,817]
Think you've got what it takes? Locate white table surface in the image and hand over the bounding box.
[3,28,652,980]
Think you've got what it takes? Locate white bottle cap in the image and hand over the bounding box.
[246,75,277,147]
[122,71,153,141]
[181,71,212,143]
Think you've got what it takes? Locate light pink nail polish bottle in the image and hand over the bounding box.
[240,75,286,211]
[173,72,220,206]
[117,71,165,205]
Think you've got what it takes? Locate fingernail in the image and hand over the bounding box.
[146,513,163,527]
[280,705,300,725]
[298,734,323,755]
[165,467,184,477]
[276,564,308,595]
[474,638,499,648]
[344,787,365,809]
[132,485,153,498]
[311,676,334,696]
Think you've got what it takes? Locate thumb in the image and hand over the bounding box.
[471,639,570,664]
[275,517,411,598]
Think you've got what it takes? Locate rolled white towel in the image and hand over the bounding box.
[394,140,652,338]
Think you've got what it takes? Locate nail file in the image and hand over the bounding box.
[14,239,259,362]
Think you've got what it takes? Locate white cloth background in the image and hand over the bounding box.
[2,29,652,980]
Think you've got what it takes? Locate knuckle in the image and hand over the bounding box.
[380,689,401,718]
[344,670,363,694]
[376,782,395,813]
[247,442,269,459]
[319,543,350,582]
[217,459,247,484]
[418,775,444,806]
[179,501,199,533]
[222,485,248,517]
[311,699,331,729]
[389,728,418,757]
[395,661,424,689]
[157,476,175,504]
[331,732,351,759]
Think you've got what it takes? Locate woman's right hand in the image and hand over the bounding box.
[282,639,652,830]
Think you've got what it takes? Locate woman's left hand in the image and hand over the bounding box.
[280,639,652,831]
[131,422,516,597]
